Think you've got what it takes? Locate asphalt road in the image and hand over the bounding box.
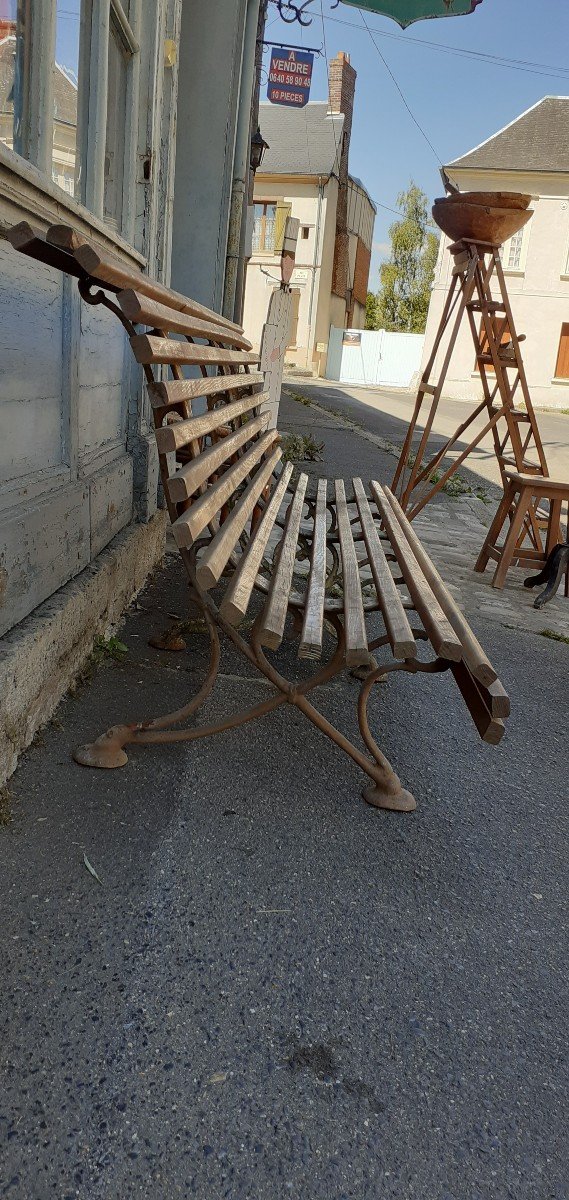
[1,553,568,1198]
[285,379,569,498]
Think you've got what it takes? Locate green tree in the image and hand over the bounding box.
[375,183,439,333]
[365,290,380,330]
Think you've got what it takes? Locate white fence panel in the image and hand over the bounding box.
[326,327,424,389]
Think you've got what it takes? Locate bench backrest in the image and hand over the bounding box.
[6,222,282,577]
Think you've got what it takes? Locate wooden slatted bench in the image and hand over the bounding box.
[5,220,510,812]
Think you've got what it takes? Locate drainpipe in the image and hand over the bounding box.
[222,0,262,323]
[306,175,327,368]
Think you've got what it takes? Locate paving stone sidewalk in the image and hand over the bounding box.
[279,389,569,642]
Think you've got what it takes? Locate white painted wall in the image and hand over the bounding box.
[422,167,569,409]
[327,327,425,388]
[243,174,340,374]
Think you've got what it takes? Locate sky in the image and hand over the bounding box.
[54,1,569,291]
[263,0,569,288]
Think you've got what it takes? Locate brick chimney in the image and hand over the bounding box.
[328,52,357,302]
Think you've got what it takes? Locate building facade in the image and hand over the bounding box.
[422,97,569,410]
[0,0,265,782]
[242,52,375,376]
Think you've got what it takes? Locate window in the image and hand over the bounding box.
[0,1,30,157]
[252,202,276,253]
[53,0,80,199]
[103,1,138,228]
[503,228,524,270]
[301,225,309,239]
[554,323,569,380]
[287,288,301,348]
[0,0,140,236]
[501,218,531,273]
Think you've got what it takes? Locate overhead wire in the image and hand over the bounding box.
[357,8,443,164]
[325,10,569,82]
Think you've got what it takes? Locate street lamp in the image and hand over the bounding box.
[250,127,269,173]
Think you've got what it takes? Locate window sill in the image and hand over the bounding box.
[0,141,146,266]
[551,377,569,385]
[502,268,524,277]
[560,274,569,282]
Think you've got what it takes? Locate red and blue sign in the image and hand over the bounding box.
[267,48,313,108]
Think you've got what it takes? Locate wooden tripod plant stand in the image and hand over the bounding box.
[392,236,568,591]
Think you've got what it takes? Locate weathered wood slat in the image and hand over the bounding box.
[370,482,463,663]
[118,290,252,349]
[450,661,506,744]
[299,478,328,660]
[259,474,309,650]
[384,487,498,685]
[353,479,416,660]
[46,225,242,332]
[334,479,369,667]
[172,430,280,547]
[167,413,269,503]
[155,390,268,453]
[148,373,263,412]
[220,464,294,624]
[130,334,258,368]
[196,451,284,590]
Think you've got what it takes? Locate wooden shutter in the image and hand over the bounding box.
[554,323,569,379]
[274,201,292,252]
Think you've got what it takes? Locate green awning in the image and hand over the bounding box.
[339,0,483,29]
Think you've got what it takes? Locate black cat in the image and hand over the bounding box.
[524,540,569,609]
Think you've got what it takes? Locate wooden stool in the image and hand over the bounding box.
[475,472,569,590]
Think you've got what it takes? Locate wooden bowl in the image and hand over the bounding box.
[432,199,533,245]
[434,191,531,211]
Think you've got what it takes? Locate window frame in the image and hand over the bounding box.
[252,201,277,254]
[0,0,142,246]
[501,214,531,276]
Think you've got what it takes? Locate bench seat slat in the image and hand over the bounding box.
[131,334,259,368]
[450,661,505,744]
[353,478,416,661]
[299,479,328,660]
[172,430,280,547]
[220,464,294,624]
[384,486,498,685]
[371,482,463,663]
[46,225,242,332]
[196,451,284,590]
[167,413,269,503]
[335,479,369,668]
[155,390,268,453]
[118,290,252,349]
[148,373,263,411]
[259,474,309,650]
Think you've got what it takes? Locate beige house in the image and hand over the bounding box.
[242,52,375,376]
[422,96,569,409]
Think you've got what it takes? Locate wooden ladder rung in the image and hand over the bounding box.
[467,301,506,313]
[499,456,541,472]
[489,406,530,422]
